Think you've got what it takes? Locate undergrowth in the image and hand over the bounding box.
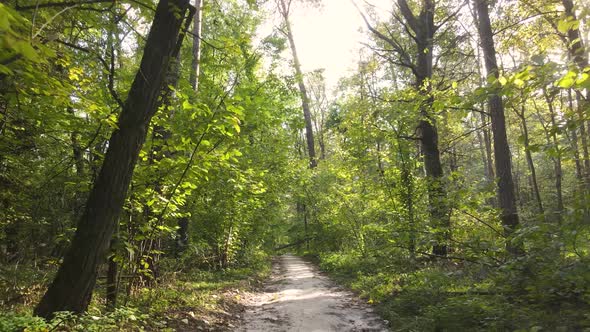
[0,253,271,331]
[306,251,590,332]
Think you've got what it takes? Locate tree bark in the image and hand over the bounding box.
[561,0,590,187]
[399,0,450,256]
[481,112,495,183]
[190,0,203,91]
[106,235,118,309]
[34,0,191,318]
[567,90,583,180]
[474,0,521,255]
[541,91,564,222]
[562,0,588,71]
[514,106,543,214]
[279,0,317,169]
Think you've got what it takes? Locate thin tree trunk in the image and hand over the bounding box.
[190,0,203,91]
[398,141,415,256]
[575,94,590,184]
[106,234,118,309]
[34,0,191,318]
[475,117,488,174]
[69,107,85,177]
[481,112,495,182]
[541,91,564,223]
[279,0,317,169]
[515,107,543,214]
[474,0,521,255]
[567,90,583,180]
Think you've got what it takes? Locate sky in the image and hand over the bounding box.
[261,0,392,91]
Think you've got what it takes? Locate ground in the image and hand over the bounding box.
[239,254,387,331]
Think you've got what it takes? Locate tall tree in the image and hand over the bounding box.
[190,0,204,91]
[561,0,590,187]
[474,0,521,255]
[358,0,450,256]
[34,0,192,318]
[277,0,317,169]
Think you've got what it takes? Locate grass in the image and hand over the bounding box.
[0,256,271,331]
[305,250,590,332]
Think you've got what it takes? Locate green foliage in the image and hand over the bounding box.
[2,0,590,329]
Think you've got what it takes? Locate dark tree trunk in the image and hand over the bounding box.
[398,142,416,256]
[279,0,317,169]
[562,0,590,187]
[34,0,191,318]
[106,236,118,309]
[398,0,450,256]
[176,217,189,256]
[69,108,85,177]
[474,0,521,255]
[515,107,543,214]
[177,0,203,255]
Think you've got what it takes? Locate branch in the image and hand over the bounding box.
[0,54,23,66]
[16,0,112,10]
[389,244,495,266]
[351,2,417,72]
[461,210,504,237]
[434,1,467,33]
[493,10,562,37]
[16,0,154,11]
[396,0,419,33]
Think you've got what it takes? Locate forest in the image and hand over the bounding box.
[1,0,589,330]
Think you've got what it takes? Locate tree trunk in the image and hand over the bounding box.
[562,0,590,187]
[562,0,588,71]
[190,0,203,91]
[106,235,118,309]
[176,217,189,256]
[481,112,495,183]
[34,0,191,318]
[540,91,564,223]
[575,94,590,185]
[279,0,317,169]
[515,107,543,214]
[69,107,85,177]
[567,90,583,180]
[474,0,521,255]
[399,0,450,256]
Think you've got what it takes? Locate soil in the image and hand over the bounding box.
[239,254,388,331]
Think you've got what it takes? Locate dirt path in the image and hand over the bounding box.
[240,254,388,331]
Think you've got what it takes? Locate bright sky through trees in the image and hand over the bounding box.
[264,0,391,90]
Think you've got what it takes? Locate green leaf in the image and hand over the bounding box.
[556,71,577,88]
[15,41,40,62]
[558,17,579,34]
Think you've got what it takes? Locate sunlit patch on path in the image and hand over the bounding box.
[240,254,388,332]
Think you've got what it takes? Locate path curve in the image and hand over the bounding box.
[240,254,388,331]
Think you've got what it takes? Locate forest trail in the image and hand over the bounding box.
[240,254,388,331]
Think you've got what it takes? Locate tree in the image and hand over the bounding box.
[357,0,451,256]
[190,0,204,91]
[474,0,521,254]
[34,0,193,317]
[277,0,317,169]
